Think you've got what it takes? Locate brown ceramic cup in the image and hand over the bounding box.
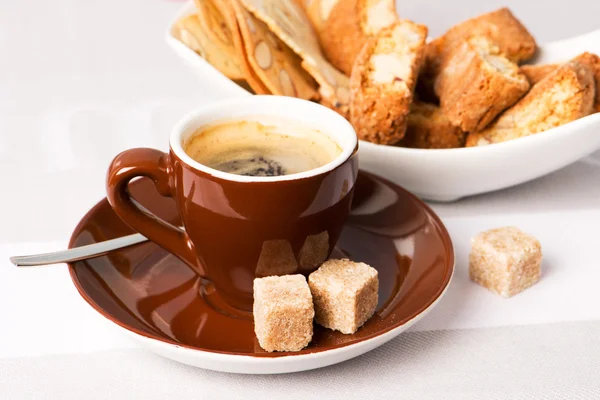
[106,96,359,311]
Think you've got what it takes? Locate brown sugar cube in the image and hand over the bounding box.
[319,0,398,75]
[467,56,596,146]
[308,259,378,334]
[253,275,314,352]
[435,36,530,132]
[469,227,542,298]
[397,101,466,149]
[350,20,427,144]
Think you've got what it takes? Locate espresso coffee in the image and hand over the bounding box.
[183,119,342,177]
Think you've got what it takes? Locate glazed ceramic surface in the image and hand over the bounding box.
[69,172,454,374]
[106,96,358,310]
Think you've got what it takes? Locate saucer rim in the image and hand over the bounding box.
[117,271,453,373]
[67,172,454,360]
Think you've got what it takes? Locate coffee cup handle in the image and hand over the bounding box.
[106,148,203,274]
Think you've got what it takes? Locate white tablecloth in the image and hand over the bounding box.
[1,0,599,398]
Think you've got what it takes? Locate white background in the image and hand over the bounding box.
[1,0,599,398]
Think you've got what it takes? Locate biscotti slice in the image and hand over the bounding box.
[520,53,600,112]
[435,36,530,132]
[302,59,351,118]
[231,0,318,99]
[397,102,466,149]
[467,57,596,146]
[308,259,378,334]
[253,275,314,352]
[319,0,397,75]
[172,14,244,80]
[418,8,536,103]
[210,0,271,94]
[572,52,600,112]
[470,227,542,298]
[349,20,427,144]
[240,0,350,116]
[440,7,537,64]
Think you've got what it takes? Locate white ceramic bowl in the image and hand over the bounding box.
[166,2,600,201]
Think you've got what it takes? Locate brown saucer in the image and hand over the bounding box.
[68,171,453,357]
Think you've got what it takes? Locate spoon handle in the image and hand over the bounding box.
[10,233,148,267]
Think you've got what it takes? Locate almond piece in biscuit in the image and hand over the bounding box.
[232,0,318,99]
[397,102,466,149]
[319,0,397,76]
[173,14,245,81]
[241,0,350,115]
[435,37,530,132]
[305,0,341,32]
[349,20,427,144]
[210,0,270,94]
[466,58,596,146]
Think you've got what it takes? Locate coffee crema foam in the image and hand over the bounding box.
[183,120,342,177]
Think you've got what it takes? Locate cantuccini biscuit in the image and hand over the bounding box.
[302,59,351,118]
[319,0,397,76]
[231,0,318,99]
[435,36,530,132]
[397,102,466,149]
[573,52,600,99]
[419,8,536,103]
[467,57,596,146]
[567,52,600,112]
[241,0,350,115]
[520,52,600,112]
[211,0,270,94]
[173,14,244,80]
[440,7,537,64]
[350,20,427,144]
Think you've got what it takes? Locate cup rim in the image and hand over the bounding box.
[169,96,358,182]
